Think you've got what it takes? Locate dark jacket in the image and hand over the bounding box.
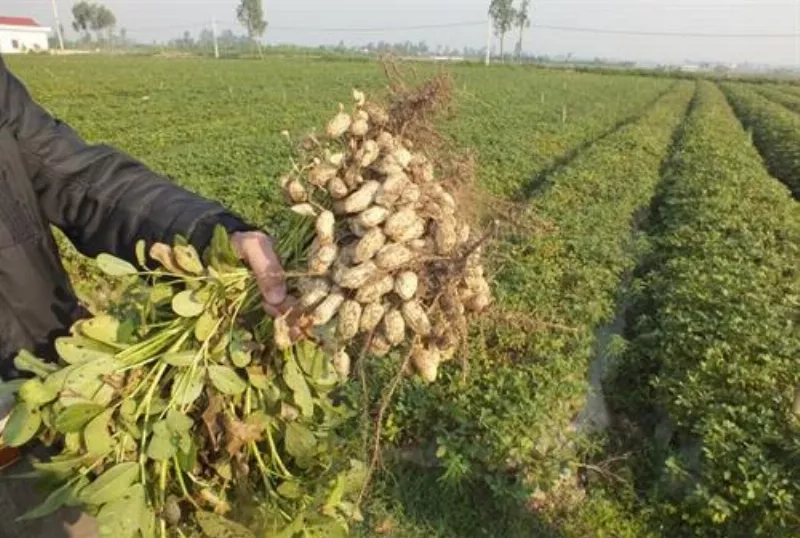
[0,56,252,379]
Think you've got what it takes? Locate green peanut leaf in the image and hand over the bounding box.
[55,403,105,433]
[96,253,138,277]
[145,397,168,416]
[60,358,119,406]
[166,409,193,434]
[64,432,83,454]
[174,244,205,275]
[140,504,157,538]
[14,349,58,379]
[135,240,147,268]
[116,318,137,345]
[208,365,247,396]
[119,399,136,419]
[172,367,206,406]
[229,339,252,368]
[78,462,140,505]
[195,311,218,343]
[195,511,256,538]
[55,337,116,365]
[18,378,58,406]
[147,433,177,461]
[161,350,197,367]
[32,454,92,479]
[246,367,269,390]
[150,284,174,304]
[295,340,319,375]
[84,409,114,456]
[43,364,78,393]
[207,225,241,269]
[172,290,205,318]
[177,439,198,472]
[284,422,316,461]
[68,356,120,382]
[0,379,25,398]
[75,315,125,349]
[322,475,346,516]
[96,484,146,537]
[283,357,314,417]
[3,402,41,447]
[277,480,303,500]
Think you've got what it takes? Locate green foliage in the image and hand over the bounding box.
[236,0,268,40]
[721,82,800,198]
[753,83,800,115]
[71,1,116,40]
[6,232,364,537]
[608,82,800,536]
[489,0,516,52]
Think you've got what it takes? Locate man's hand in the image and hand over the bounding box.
[230,231,290,317]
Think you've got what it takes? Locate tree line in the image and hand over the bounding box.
[63,0,267,52]
[59,0,533,63]
[488,0,532,63]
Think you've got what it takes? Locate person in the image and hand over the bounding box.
[0,55,289,536]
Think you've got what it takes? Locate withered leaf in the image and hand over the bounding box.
[202,392,225,452]
[223,415,264,457]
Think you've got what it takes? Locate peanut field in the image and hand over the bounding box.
[6,54,799,538]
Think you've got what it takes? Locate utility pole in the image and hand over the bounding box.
[212,17,220,59]
[51,0,65,51]
[484,14,492,65]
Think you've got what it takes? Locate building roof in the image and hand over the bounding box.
[0,16,41,28]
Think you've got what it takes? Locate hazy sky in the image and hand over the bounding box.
[7,0,800,65]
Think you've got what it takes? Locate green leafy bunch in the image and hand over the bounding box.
[0,225,365,538]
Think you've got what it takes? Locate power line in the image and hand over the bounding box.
[215,20,800,39]
[7,0,798,6]
[121,22,211,34]
[531,24,800,38]
[111,19,800,40]
[230,21,487,33]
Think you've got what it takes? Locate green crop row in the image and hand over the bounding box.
[370,81,694,523]
[610,82,800,537]
[770,82,800,100]
[755,84,800,114]
[721,83,800,198]
[441,71,672,198]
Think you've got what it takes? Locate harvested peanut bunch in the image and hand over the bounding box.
[282,86,492,383]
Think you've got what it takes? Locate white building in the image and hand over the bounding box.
[0,16,51,54]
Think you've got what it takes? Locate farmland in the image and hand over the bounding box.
[4,55,799,537]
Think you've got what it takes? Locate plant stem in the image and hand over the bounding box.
[159,459,169,507]
[265,425,293,478]
[172,456,201,509]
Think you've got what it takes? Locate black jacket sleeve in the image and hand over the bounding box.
[0,56,255,262]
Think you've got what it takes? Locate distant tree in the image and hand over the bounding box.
[71,1,94,40]
[91,5,116,42]
[488,0,516,62]
[72,2,116,43]
[514,0,531,63]
[198,28,214,47]
[217,29,250,52]
[236,0,268,57]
